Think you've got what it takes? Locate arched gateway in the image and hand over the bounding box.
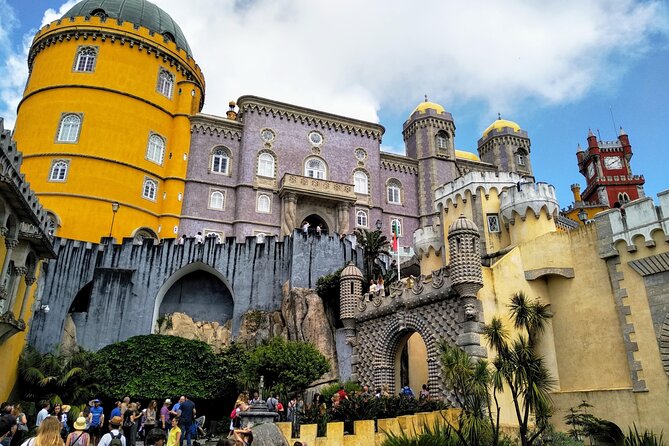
[339,215,486,399]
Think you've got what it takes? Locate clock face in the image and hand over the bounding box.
[604,156,623,170]
[587,162,595,178]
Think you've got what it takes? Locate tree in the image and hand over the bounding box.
[483,292,556,446]
[94,334,225,400]
[354,228,390,283]
[19,346,100,407]
[241,337,330,395]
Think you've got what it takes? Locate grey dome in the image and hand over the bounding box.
[449,214,479,233]
[62,0,192,56]
[341,262,364,279]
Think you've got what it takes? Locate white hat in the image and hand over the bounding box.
[164,399,171,404]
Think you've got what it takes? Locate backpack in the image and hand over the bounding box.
[110,432,123,446]
[229,408,237,420]
[401,386,413,397]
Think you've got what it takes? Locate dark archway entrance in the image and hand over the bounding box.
[396,331,429,395]
[303,214,329,235]
[159,270,233,324]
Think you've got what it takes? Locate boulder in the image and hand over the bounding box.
[246,423,289,446]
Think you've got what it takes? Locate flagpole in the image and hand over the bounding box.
[397,241,401,280]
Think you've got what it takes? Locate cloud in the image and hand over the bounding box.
[41,0,79,27]
[1,0,667,130]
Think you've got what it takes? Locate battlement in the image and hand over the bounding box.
[595,190,669,257]
[434,171,523,210]
[413,225,443,257]
[500,181,559,224]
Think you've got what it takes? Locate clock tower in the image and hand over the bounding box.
[576,128,645,207]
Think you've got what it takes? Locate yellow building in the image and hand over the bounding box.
[12,0,205,243]
[0,119,55,402]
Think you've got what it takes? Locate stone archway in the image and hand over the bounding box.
[302,213,329,235]
[373,312,441,396]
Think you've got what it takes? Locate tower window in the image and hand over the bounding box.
[211,147,231,175]
[354,171,369,194]
[209,190,225,210]
[146,134,165,165]
[157,68,174,98]
[56,114,82,142]
[356,210,368,228]
[305,157,327,179]
[436,131,449,150]
[517,153,526,166]
[142,178,158,201]
[49,160,69,182]
[73,46,97,72]
[257,194,271,213]
[487,214,501,233]
[257,152,275,178]
[618,192,630,204]
[387,179,402,204]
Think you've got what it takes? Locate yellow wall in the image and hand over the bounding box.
[13,16,204,243]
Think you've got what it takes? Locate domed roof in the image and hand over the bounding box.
[413,100,445,114]
[483,117,521,138]
[448,214,479,233]
[341,262,364,279]
[62,0,192,56]
[454,150,480,161]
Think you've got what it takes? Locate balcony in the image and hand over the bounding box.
[280,173,357,202]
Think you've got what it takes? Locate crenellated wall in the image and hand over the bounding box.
[28,231,363,353]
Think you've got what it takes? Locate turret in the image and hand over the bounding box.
[587,129,600,156]
[619,127,632,162]
[477,116,533,180]
[500,182,559,245]
[339,262,364,339]
[413,225,444,276]
[571,184,582,203]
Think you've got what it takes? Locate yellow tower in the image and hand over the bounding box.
[12,0,205,243]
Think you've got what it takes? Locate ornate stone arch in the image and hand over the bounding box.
[372,311,441,395]
[302,154,328,179]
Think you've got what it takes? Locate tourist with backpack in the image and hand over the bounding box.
[96,416,124,446]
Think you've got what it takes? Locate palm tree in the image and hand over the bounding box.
[483,292,556,446]
[354,228,390,283]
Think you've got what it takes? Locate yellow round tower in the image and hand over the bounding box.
[12,0,205,243]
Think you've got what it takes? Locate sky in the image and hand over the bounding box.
[1,0,668,207]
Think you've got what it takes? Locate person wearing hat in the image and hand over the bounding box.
[98,416,125,446]
[159,401,171,433]
[87,400,104,446]
[65,417,90,446]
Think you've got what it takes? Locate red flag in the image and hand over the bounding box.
[392,225,398,251]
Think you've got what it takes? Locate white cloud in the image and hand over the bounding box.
[1,0,667,130]
[41,0,79,27]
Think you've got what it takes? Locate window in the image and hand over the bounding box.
[157,68,174,98]
[209,190,225,210]
[74,46,97,72]
[146,134,165,165]
[49,160,69,181]
[517,153,526,166]
[487,214,501,233]
[387,179,401,204]
[305,157,326,179]
[356,210,368,227]
[46,212,59,237]
[257,152,275,177]
[257,194,271,213]
[436,131,449,150]
[618,192,630,204]
[354,171,368,194]
[211,147,230,175]
[142,178,157,201]
[309,131,324,146]
[391,218,402,236]
[57,114,81,142]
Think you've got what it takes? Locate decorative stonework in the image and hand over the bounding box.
[380,154,419,175]
[280,173,356,202]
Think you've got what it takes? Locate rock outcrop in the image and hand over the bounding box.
[158,312,233,352]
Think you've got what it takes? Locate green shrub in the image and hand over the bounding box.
[382,419,461,446]
[624,425,665,446]
[319,381,361,403]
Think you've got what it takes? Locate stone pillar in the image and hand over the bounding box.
[0,238,18,306]
[280,193,298,239]
[336,202,350,235]
[6,266,26,316]
[18,275,36,322]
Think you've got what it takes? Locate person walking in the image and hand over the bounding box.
[87,400,104,446]
[176,397,194,446]
[97,416,125,446]
[166,419,180,446]
[21,417,64,446]
[159,401,171,433]
[143,401,157,439]
[65,417,89,446]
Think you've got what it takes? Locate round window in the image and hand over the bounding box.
[260,129,275,143]
[355,148,367,161]
[309,131,324,146]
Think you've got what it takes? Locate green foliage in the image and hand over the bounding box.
[319,381,361,403]
[624,425,665,446]
[354,228,390,282]
[19,346,100,407]
[381,419,461,446]
[244,310,264,332]
[315,268,343,301]
[241,337,330,395]
[94,334,225,400]
[218,342,252,391]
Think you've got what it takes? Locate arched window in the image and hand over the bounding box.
[618,192,630,204]
[74,46,97,72]
[209,190,225,210]
[436,131,449,150]
[211,147,231,175]
[57,114,81,142]
[516,151,527,166]
[305,157,326,179]
[146,134,165,165]
[142,178,157,200]
[391,218,402,236]
[49,160,69,181]
[387,179,402,204]
[257,152,275,178]
[157,68,174,98]
[257,194,271,213]
[354,171,368,195]
[356,210,368,228]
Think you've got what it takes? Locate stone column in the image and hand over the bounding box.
[18,275,36,322]
[6,266,26,316]
[0,238,18,303]
[337,203,350,235]
[281,193,298,239]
